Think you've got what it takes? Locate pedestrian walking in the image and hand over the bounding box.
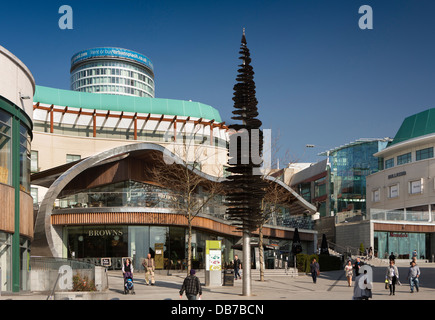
[344,260,353,287]
[389,252,396,262]
[368,247,373,260]
[179,269,202,300]
[310,258,320,283]
[407,260,420,293]
[353,257,363,277]
[233,255,241,280]
[385,259,399,296]
[142,253,155,285]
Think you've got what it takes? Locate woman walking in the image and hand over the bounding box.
[385,259,399,295]
[344,260,353,287]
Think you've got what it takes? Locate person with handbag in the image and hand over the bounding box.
[310,258,320,284]
[385,259,399,296]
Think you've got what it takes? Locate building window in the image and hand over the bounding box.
[31,150,38,173]
[31,187,38,204]
[409,179,423,195]
[66,154,81,163]
[416,147,433,161]
[397,152,411,165]
[385,158,394,169]
[372,188,380,202]
[388,184,399,198]
[314,177,327,198]
[0,109,12,185]
[19,124,31,192]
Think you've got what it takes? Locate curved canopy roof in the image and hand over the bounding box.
[33,85,222,122]
[31,143,316,257]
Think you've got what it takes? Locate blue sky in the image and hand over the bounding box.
[2,0,435,164]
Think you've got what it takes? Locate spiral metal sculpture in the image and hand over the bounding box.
[224,30,267,233]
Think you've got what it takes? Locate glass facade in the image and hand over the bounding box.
[70,59,155,98]
[65,225,236,272]
[374,231,426,259]
[328,140,389,215]
[0,97,33,292]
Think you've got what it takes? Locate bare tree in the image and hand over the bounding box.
[257,131,296,281]
[148,136,224,274]
[257,178,291,281]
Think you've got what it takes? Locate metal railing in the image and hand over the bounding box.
[370,209,434,223]
[53,192,315,230]
[30,256,96,270]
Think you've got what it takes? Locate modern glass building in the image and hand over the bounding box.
[367,108,435,260]
[292,139,390,219]
[323,138,390,216]
[0,45,35,292]
[70,47,155,98]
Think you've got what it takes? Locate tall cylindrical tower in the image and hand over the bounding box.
[70,47,155,98]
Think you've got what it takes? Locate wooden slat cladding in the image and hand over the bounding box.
[374,222,435,233]
[0,184,14,234]
[0,185,34,239]
[51,212,314,240]
[20,191,34,239]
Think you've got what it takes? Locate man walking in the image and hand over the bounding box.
[142,253,155,285]
[407,260,421,293]
[179,269,202,300]
[310,258,320,284]
[233,255,241,280]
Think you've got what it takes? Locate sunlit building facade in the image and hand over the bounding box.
[367,108,435,260]
[0,45,35,292]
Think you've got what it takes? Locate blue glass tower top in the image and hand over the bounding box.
[71,47,153,72]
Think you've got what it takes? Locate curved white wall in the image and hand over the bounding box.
[0,45,35,118]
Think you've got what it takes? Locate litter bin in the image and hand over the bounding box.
[223,270,234,286]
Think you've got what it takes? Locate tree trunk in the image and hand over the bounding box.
[187,218,192,274]
[259,225,264,282]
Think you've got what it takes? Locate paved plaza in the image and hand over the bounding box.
[1,259,435,301]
